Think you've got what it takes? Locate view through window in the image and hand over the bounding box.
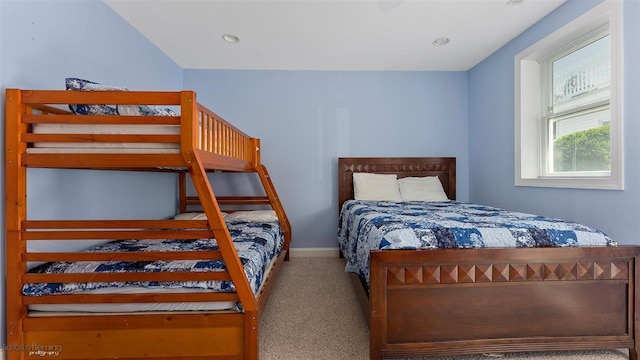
[546,32,610,174]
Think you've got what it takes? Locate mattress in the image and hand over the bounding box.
[24,221,285,313]
[338,200,616,285]
[29,123,181,151]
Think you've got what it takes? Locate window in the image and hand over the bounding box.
[515,0,623,190]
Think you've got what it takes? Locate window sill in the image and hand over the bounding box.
[515,176,623,190]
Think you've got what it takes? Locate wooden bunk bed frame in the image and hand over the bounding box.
[4,89,291,360]
[338,157,640,360]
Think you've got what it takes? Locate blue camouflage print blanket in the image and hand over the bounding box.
[23,221,284,297]
[338,200,615,285]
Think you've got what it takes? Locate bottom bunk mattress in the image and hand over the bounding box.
[338,200,616,286]
[23,220,284,313]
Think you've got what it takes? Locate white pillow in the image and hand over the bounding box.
[398,176,449,202]
[173,212,226,220]
[224,210,278,222]
[353,173,402,202]
[116,104,142,116]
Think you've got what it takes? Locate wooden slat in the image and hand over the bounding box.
[22,153,186,168]
[217,196,270,201]
[197,103,251,139]
[23,312,245,330]
[22,291,239,305]
[20,324,245,359]
[23,133,179,143]
[20,90,181,105]
[23,271,231,284]
[24,251,223,262]
[29,104,70,115]
[22,230,215,240]
[197,150,254,172]
[23,219,212,229]
[23,114,180,125]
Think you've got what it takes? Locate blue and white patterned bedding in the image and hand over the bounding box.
[338,200,616,285]
[23,221,284,298]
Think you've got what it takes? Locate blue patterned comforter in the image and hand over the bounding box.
[338,200,615,285]
[23,221,284,297]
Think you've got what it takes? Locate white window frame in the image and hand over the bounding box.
[514,0,623,190]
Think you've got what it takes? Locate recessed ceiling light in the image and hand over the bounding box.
[506,0,524,4]
[222,34,240,44]
[432,38,450,46]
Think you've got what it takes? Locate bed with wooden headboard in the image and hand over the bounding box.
[338,157,639,360]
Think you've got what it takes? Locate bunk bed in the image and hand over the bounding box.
[4,87,292,360]
[337,157,639,360]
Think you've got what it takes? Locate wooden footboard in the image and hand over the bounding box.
[22,313,247,359]
[369,246,640,359]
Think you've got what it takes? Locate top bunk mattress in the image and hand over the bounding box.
[338,200,616,285]
[26,123,181,153]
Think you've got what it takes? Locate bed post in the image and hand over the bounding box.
[5,89,28,360]
[369,251,385,360]
[178,172,187,213]
[632,254,640,360]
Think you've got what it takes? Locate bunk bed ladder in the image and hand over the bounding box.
[184,150,260,360]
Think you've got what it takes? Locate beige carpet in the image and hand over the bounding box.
[259,257,629,360]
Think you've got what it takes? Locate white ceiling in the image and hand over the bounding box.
[104,0,566,71]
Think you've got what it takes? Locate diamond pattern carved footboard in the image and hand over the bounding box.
[387,261,629,285]
[369,247,640,360]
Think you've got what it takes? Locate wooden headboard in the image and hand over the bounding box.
[337,157,456,212]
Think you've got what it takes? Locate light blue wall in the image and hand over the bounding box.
[0,0,183,346]
[468,0,640,245]
[185,70,469,248]
[1,0,183,234]
[1,0,183,223]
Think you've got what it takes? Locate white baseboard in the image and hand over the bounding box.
[289,247,339,258]
[1,349,5,360]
